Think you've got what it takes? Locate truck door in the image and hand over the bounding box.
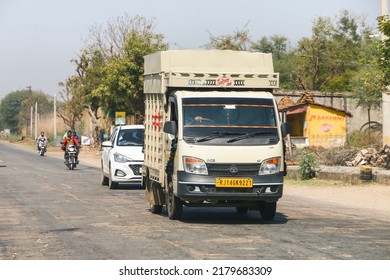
[165,97,178,177]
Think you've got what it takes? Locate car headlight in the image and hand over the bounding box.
[114,152,132,163]
[183,156,208,175]
[259,157,281,175]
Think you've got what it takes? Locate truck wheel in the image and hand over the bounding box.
[150,203,163,214]
[167,180,183,220]
[146,177,163,214]
[235,207,248,214]
[259,202,276,221]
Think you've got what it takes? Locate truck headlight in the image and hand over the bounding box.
[259,157,281,175]
[183,156,208,175]
[114,152,132,163]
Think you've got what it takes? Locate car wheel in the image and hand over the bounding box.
[108,164,119,189]
[101,164,109,186]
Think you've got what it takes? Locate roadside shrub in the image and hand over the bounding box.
[348,130,381,150]
[299,152,317,180]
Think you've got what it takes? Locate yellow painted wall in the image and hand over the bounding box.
[306,104,347,148]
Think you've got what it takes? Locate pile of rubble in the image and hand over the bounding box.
[345,145,390,169]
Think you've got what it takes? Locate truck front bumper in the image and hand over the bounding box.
[176,171,283,204]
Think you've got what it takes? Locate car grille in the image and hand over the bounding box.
[206,163,260,176]
[129,164,142,175]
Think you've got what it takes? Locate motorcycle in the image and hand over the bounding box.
[37,139,47,156]
[64,144,78,170]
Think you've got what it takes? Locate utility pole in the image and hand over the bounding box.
[27,86,32,138]
[381,0,390,146]
[53,94,57,143]
[34,102,38,140]
[30,106,33,138]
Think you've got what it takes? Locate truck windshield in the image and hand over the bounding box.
[182,97,279,145]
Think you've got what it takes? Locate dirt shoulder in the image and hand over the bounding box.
[285,179,390,217]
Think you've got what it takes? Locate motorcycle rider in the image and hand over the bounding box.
[72,130,81,160]
[36,131,48,153]
[62,130,80,163]
[72,130,79,141]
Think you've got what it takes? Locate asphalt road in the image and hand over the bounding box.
[1,141,390,260]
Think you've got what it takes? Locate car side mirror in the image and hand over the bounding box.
[101,141,113,148]
[281,122,292,137]
[163,121,177,136]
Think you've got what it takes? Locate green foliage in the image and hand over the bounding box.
[206,24,251,50]
[299,153,317,180]
[0,90,29,133]
[291,10,374,92]
[205,10,377,93]
[62,15,168,130]
[351,66,383,109]
[251,35,296,89]
[378,15,390,86]
[0,90,53,134]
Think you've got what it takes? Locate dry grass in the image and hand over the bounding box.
[286,129,383,167]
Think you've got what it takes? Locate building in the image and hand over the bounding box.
[278,93,352,148]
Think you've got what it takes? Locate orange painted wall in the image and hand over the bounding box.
[306,104,347,148]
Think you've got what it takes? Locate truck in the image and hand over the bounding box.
[142,50,290,220]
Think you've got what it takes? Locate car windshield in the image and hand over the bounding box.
[182,97,279,145]
[116,129,143,146]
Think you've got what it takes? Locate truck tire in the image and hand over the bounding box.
[150,203,163,214]
[145,175,163,214]
[259,202,276,221]
[235,207,248,214]
[167,180,183,220]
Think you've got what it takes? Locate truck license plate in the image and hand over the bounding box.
[215,178,253,188]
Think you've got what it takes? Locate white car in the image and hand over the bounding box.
[101,125,144,188]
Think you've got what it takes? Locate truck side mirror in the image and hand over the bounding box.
[163,121,177,136]
[281,122,292,137]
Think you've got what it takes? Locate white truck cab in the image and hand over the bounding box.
[142,50,290,220]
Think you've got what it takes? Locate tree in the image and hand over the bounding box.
[251,35,294,88]
[57,79,85,131]
[206,24,251,50]
[0,90,53,134]
[291,10,373,92]
[351,65,383,131]
[62,15,168,142]
[350,21,383,130]
[0,90,29,133]
[378,15,390,86]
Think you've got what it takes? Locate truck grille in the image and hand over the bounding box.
[129,164,142,175]
[206,163,260,176]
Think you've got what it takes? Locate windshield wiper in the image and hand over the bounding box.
[196,131,245,143]
[227,131,272,143]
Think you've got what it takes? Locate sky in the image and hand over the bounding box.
[0,0,385,100]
